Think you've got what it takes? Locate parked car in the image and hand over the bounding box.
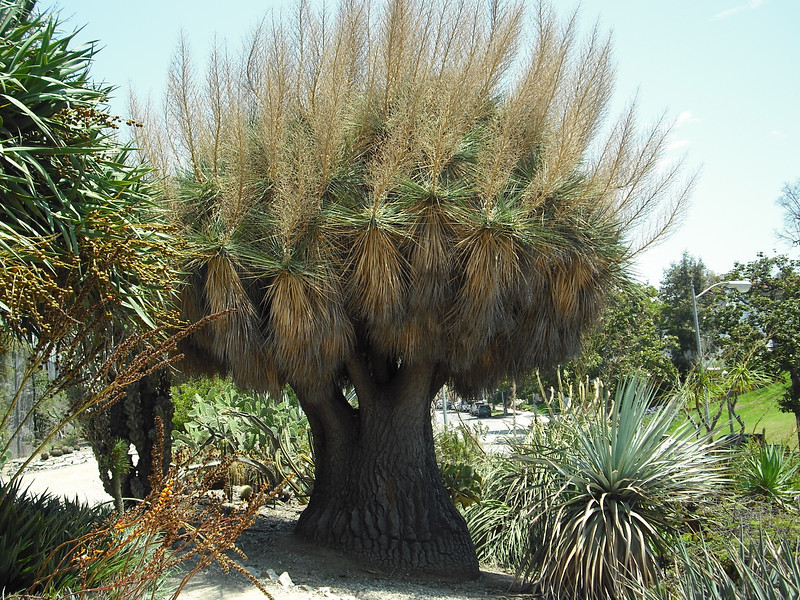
[475,404,492,418]
[456,400,471,412]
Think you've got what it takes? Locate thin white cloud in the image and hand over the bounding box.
[713,0,767,20]
[771,130,787,138]
[667,139,690,153]
[675,111,699,127]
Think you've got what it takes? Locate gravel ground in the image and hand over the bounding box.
[175,503,529,600]
[4,446,532,600]
[3,446,113,506]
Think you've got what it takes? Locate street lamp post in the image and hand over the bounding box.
[691,280,752,362]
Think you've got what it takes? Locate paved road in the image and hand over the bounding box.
[6,407,542,505]
[432,407,544,451]
[5,448,113,506]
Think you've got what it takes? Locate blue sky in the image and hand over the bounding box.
[57,0,800,288]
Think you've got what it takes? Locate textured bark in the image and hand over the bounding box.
[294,363,479,579]
[86,369,173,501]
[795,412,800,455]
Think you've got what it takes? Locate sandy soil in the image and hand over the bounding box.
[6,448,114,506]
[176,504,528,600]
[5,448,532,600]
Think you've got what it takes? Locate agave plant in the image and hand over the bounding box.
[737,442,800,506]
[0,479,110,593]
[512,380,724,599]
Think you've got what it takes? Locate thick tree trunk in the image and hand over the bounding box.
[293,365,479,579]
[86,369,173,501]
[795,412,800,453]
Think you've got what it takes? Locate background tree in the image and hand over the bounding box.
[712,253,800,447]
[565,282,677,388]
[137,0,693,577]
[718,350,769,435]
[776,178,800,246]
[658,252,714,375]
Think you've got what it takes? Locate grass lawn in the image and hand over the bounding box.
[733,378,799,448]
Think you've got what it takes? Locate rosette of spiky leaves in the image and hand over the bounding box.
[643,536,800,600]
[737,442,800,506]
[0,0,178,345]
[0,478,110,594]
[522,380,723,600]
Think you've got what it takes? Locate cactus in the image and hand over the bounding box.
[85,369,174,502]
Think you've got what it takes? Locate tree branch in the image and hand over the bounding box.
[345,353,376,404]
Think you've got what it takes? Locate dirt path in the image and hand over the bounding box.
[176,505,525,600]
[4,450,529,600]
[4,447,113,506]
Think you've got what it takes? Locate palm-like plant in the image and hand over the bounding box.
[0,0,180,497]
[515,380,723,599]
[0,0,174,343]
[135,0,695,575]
[720,351,770,434]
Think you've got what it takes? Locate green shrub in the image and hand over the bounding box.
[171,376,233,433]
[174,379,314,499]
[468,379,724,599]
[435,422,486,466]
[645,535,800,600]
[465,453,553,570]
[0,479,110,593]
[736,443,800,506]
[440,463,482,509]
[433,423,488,509]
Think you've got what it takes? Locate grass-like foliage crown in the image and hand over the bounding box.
[136,0,694,395]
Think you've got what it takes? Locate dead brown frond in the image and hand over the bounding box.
[203,254,259,361]
[348,224,407,352]
[266,268,353,386]
[448,226,521,368]
[143,0,692,394]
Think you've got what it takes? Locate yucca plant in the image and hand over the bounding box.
[136,0,694,576]
[0,479,110,593]
[737,443,800,506]
[466,452,559,571]
[513,380,724,599]
[644,536,800,600]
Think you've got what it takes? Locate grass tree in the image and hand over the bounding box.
[137,0,693,577]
